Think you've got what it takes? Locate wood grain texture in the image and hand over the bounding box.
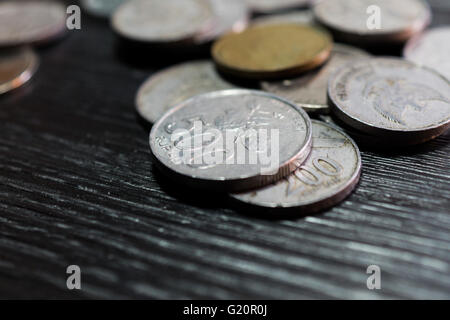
[0,1,449,299]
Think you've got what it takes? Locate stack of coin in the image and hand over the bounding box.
[0,1,67,95]
[111,0,249,48]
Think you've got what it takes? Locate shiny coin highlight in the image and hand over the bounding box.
[0,47,38,95]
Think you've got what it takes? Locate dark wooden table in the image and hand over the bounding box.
[0,1,449,299]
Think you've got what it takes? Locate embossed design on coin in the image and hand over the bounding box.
[262,44,370,114]
[81,0,125,18]
[112,0,214,44]
[314,0,431,43]
[0,1,67,47]
[252,10,314,27]
[150,89,312,192]
[231,120,361,214]
[404,27,450,81]
[0,47,38,95]
[245,0,308,14]
[212,24,332,80]
[328,58,450,143]
[136,61,237,124]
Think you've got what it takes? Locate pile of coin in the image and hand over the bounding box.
[131,0,449,215]
[0,0,67,95]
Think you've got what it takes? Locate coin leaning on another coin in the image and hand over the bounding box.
[136,61,237,124]
[149,89,313,192]
[231,120,361,215]
[328,58,450,144]
[0,47,39,95]
[212,24,333,80]
[261,44,370,114]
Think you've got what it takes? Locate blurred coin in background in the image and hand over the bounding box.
[231,120,361,215]
[404,27,450,81]
[136,61,237,124]
[149,89,312,192]
[0,47,38,95]
[212,24,332,80]
[81,0,125,18]
[261,44,370,114]
[328,58,450,144]
[313,0,431,44]
[245,0,309,14]
[112,0,215,46]
[0,1,67,47]
[251,10,314,27]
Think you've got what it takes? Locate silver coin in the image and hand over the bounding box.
[150,89,312,192]
[328,58,450,144]
[404,27,450,81]
[197,0,250,43]
[136,61,237,124]
[251,10,314,27]
[261,44,370,114]
[0,1,67,47]
[112,0,215,45]
[313,0,431,44]
[81,0,125,18]
[245,0,309,14]
[0,47,38,95]
[231,120,361,214]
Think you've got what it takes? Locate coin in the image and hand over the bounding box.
[231,120,361,214]
[261,44,370,114]
[81,0,125,18]
[136,61,237,124]
[0,47,38,95]
[112,0,215,45]
[313,0,431,44]
[245,0,309,14]
[404,27,450,81]
[0,1,67,47]
[251,10,314,27]
[150,89,312,192]
[212,24,333,80]
[328,58,450,144]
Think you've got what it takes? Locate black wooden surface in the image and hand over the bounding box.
[0,1,449,299]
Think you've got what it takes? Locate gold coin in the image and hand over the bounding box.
[0,47,38,95]
[212,24,332,79]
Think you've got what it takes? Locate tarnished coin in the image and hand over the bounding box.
[136,61,237,124]
[313,0,431,44]
[212,24,332,80]
[404,27,450,81]
[150,89,312,192]
[0,47,38,95]
[245,0,309,14]
[0,1,67,47]
[112,0,215,45]
[261,44,370,114]
[251,10,314,27]
[328,58,450,144]
[81,0,125,18]
[231,120,361,214]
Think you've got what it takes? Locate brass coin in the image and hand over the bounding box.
[212,24,333,80]
[0,47,38,95]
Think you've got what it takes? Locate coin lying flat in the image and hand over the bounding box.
[404,27,450,81]
[81,0,125,18]
[136,61,237,124]
[251,10,314,27]
[231,120,361,214]
[0,47,38,95]
[112,0,215,45]
[245,0,309,14]
[328,58,450,144]
[150,89,312,192]
[313,0,431,44]
[261,44,370,114]
[212,24,332,80]
[0,1,67,47]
